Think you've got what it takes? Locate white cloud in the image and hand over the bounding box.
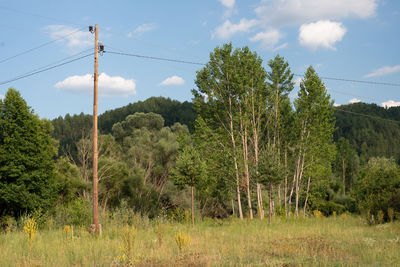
[134,23,157,34]
[54,73,136,96]
[44,25,92,49]
[218,0,235,9]
[382,100,400,109]
[274,42,289,51]
[218,0,236,17]
[249,29,285,50]
[299,20,346,50]
[212,19,258,39]
[349,98,361,104]
[334,103,341,107]
[255,0,377,27]
[364,65,400,78]
[294,77,303,87]
[159,76,185,86]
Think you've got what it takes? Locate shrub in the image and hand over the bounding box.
[354,157,400,223]
[311,200,345,216]
[55,197,92,227]
[333,196,357,213]
[0,216,16,233]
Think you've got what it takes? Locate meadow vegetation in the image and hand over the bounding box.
[0,215,399,266]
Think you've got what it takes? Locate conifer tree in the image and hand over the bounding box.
[0,88,57,217]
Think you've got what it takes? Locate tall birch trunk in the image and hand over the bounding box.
[240,118,253,219]
[284,149,288,217]
[229,98,243,220]
[303,176,311,217]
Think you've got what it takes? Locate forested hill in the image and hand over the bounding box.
[51,97,400,163]
[99,97,196,133]
[334,102,400,164]
[51,97,196,157]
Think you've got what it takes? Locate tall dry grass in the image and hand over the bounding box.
[0,215,398,266]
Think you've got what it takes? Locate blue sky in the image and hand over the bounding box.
[0,0,399,119]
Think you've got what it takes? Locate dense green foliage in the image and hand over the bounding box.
[51,97,196,161]
[52,113,92,160]
[354,157,400,222]
[334,103,400,164]
[100,96,196,133]
[0,89,57,217]
[1,44,399,228]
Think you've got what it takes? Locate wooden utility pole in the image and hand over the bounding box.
[92,24,100,235]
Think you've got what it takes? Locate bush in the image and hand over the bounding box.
[333,196,357,213]
[311,200,345,216]
[55,197,92,227]
[354,157,400,222]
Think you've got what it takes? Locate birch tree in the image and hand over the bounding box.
[193,44,268,219]
[291,66,336,216]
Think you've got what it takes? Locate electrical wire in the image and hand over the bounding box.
[335,108,400,125]
[7,48,93,79]
[0,26,88,64]
[105,50,205,66]
[0,5,86,27]
[104,48,400,87]
[0,52,93,86]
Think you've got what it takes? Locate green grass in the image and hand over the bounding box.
[0,215,399,266]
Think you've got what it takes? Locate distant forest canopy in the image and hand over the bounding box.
[52,97,400,163]
[334,103,400,164]
[51,97,196,158]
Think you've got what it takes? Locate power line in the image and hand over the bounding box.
[293,74,400,87]
[104,48,400,87]
[0,5,86,27]
[335,108,400,125]
[0,26,87,64]
[6,48,93,80]
[105,50,205,66]
[0,53,93,86]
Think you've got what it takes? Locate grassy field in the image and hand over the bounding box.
[0,215,399,266]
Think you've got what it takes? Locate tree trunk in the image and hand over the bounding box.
[102,195,108,214]
[288,170,297,217]
[303,176,311,217]
[239,108,253,220]
[229,105,243,220]
[269,183,273,224]
[342,157,346,196]
[257,183,264,219]
[284,149,288,217]
[231,198,235,216]
[191,185,195,227]
[278,184,281,208]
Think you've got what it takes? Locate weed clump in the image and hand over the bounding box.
[113,225,139,266]
[23,218,38,246]
[313,210,323,218]
[175,231,191,252]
